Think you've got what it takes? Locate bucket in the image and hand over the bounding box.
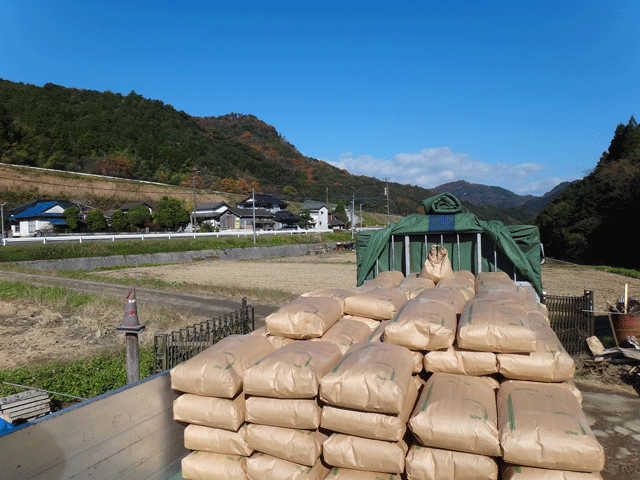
[610,313,640,344]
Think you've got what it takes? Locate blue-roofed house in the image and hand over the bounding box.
[8,200,77,237]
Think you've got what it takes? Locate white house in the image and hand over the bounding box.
[8,200,76,237]
[300,201,330,231]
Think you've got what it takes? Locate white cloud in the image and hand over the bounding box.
[327,147,563,196]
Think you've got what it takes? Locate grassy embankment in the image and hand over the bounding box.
[0,281,155,406]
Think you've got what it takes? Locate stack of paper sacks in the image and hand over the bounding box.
[170,334,276,480]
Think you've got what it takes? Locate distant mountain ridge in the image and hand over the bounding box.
[432,180,571,212]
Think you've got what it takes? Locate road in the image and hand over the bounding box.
[0,270,278,325]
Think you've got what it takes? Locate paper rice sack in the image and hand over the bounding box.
[170,334,275,398]
[396,275,436,299]
[245,424,327,467]
[322,433,408,474]
[313,317,373,354]
[405,445,498,480]
[456,297,537,353]
[183,423,253,456]
[246,396,321,430]
[243,340,343,398]
[181,451,247,480]
[409,373,501,457]
[424,347,498,376]
[246,453,330,480]
[266,296,343,339]
[500,464,604,479]
[384,297,457,351]
[320,375,419,442]
[343,288,409,320]
[323,468,401,479]
[173,392,245,431]
[320,342,414,414]
[497,380,605,473]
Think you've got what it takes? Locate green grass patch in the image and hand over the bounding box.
[0,280,95,310]
[0,348,155,403]
[0,232,353,263]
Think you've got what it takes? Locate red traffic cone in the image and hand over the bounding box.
[123,288,139,327]
[117,288,145,333]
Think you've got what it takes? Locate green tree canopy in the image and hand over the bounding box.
[298,209,312,229]
[126,205,152,228]
[62,206,79,230]
[110,209,129,231]
[153,196,190,230]
[86,209,107,231]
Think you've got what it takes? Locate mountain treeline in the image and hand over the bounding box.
[0,78,539,222]
[536,116,640,268]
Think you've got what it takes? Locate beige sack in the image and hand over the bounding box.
[410,349,423,374]
[245,424,327,467]
[362,270,406,289]
[497,314,575,382]
[170,334,275,398]
[181,451,247,480]
[266,296,343,339]
[367,319,391,342]
[246,396,321,430]
[457,297,537,353]
[320,375,419,442]
[344,288,409,320]
[313,317,373,354]
[243,341,343,398]
[436,276,476,301]
[454,270,476,282]
[474,271,513,292]
[320,342,414,414]
[420,245,455,283]
[322,433,408,474]
[501,465,604,479]
[409,373,501,457]
[416,287,468,315]
[424,347,498,376]
[396,276,436,299]
[384,297,457,351]
[343,314,382,330]
[323,468,401,479]
[173,393,245,431]
[301,288,356,310]
[250,326,298,348]
[246,453,330,480]
[497,380,605,472]
[405,445,498,480]
[183,423,253,456]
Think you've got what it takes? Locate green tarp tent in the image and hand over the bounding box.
[356,193,543,297]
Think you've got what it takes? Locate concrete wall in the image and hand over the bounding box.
[12,242,338,271]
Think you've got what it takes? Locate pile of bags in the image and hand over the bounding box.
[170,247,605,480]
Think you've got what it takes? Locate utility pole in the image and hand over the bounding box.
[351,192,355,239]
[1,202,6,243]
[385,179,390,226]
[252,187,256,245]
[191,168,200,232]
[359,203,363,229]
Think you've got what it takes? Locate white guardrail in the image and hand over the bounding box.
[1,229,341,246]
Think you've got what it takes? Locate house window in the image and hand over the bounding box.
[28,220,36,233]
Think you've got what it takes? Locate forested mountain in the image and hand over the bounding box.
[536,117,640,268]
[0,79,435,216]
[1,78,540,223]
[432,180,570,212]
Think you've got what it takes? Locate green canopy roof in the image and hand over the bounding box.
[356,193,543,297]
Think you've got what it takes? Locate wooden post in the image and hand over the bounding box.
[116,288,145,384]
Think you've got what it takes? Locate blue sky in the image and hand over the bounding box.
[1,1,638,196]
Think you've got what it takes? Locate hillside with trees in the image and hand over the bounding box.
[1,78,536,223]
[536,116,640,268]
